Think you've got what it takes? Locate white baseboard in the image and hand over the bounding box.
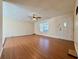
[0,47,3,57]
[4,33,34,38]
[36,34,74,41]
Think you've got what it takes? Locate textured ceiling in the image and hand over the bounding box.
[3,0,74,21]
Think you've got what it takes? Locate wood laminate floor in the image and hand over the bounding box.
[1,35,77,59]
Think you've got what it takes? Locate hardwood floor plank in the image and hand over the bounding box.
[1,35,77,59]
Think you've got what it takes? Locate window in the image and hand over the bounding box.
[40,22,48,32]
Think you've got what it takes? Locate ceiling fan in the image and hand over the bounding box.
[32,14,42,21]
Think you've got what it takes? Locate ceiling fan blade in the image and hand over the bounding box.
[28,16,32,18]
[27,16,33,20]
[28,13,42,21]
[37,17,42,18]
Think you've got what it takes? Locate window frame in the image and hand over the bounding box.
[39,21,48,32]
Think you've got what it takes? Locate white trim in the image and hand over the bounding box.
[4,33,34,38]
[36,34,74,41]
[0,47,3,57]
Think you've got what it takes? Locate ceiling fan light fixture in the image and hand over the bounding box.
[33,18,37,21]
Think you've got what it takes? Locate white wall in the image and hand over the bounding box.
[0,0,3,57]
[3,1,34,38]
[74,0,78,53]
[3,1,34,43]
[35,13,73,41]
[3,20,34,37]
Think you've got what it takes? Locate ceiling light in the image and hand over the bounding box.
[33,18,37,21]
[64,22,67,27]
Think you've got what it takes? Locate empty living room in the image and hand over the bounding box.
[0,0,78,59]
